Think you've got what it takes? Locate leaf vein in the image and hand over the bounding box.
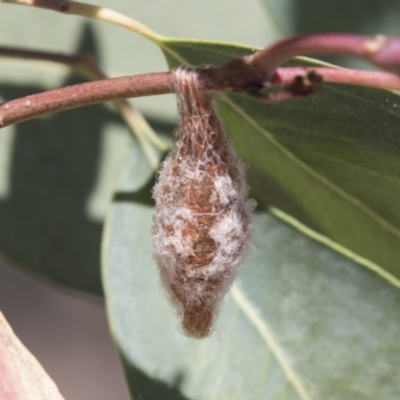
[231,284,312,400]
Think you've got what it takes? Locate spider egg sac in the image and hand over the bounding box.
[151,66,255,339]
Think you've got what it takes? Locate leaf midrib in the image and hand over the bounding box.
[231,283,313,400]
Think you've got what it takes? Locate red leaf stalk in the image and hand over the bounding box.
[248,33,400,79]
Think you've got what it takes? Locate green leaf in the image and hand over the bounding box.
[103,139,400,399]
[159,38,400,284]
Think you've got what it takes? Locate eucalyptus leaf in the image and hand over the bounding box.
[103,139,400,400]
[159,39,400,284]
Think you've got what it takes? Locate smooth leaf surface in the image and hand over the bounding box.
[160,39,400,284]
[103,140,400,400]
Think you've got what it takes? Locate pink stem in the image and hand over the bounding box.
[273,67,400,91]
[0,46,105,79]
[248,33,400,78]
[0,72,173,127]
[1,66,399,128]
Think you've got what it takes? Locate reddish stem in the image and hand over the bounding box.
[1,65,399,127]
[0,72,173,127]
[273,67,400,91]
[248,33,400,79]
[0,46,104,79]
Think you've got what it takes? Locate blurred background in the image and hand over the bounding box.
[0,257,130,400]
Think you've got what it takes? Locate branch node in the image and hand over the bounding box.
[57,3,71,12]
[288,70,323,97]
[363,34,387,55]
